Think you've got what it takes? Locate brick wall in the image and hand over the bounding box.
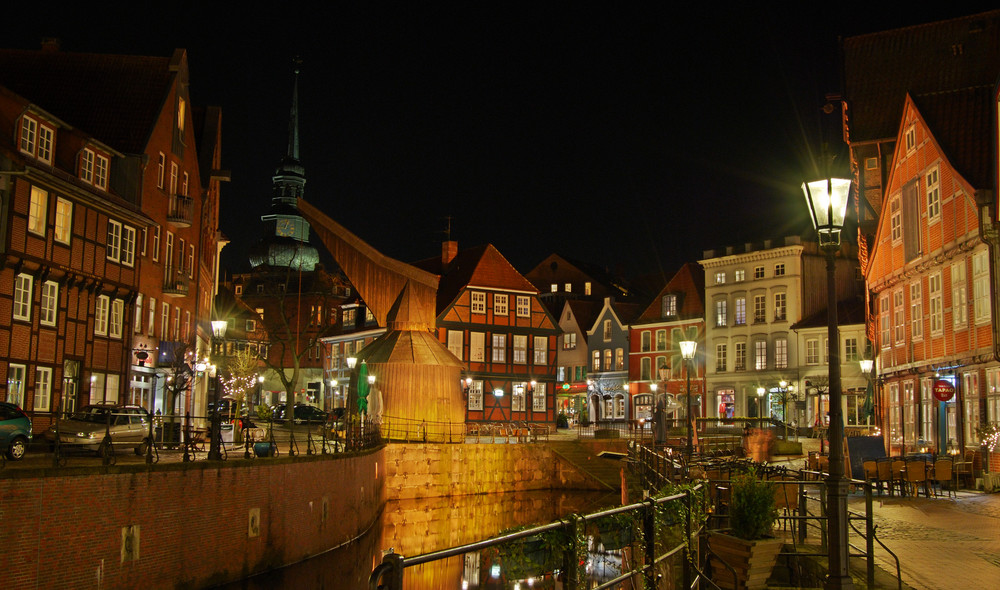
[0,449,383,589]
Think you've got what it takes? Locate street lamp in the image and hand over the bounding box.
[802,175,854,590]
[756,386,766,430]
[680,340,697,463]
[493,387,506,422]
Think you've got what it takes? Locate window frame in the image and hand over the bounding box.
[54,197,72,245]
[110,299,124,338]
[28,185,48,236]
[40,280,58,327]
[470,291,486,314]
[95,295,110,336]
[13,273,33,322]
[925,166,940,222]
[513,334,527,364]
[533,336,547,365]
[910,281,923,340]
[106,219,122,262]
[491,333,506,363]
[34,367,52,412]
[516,295,530,318]
[494,293,508,316]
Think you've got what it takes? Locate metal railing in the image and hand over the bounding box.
[369,484,706,590]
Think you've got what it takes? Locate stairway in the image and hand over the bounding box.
[549,441,627,491]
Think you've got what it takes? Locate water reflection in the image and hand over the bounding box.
[215,489,616,590]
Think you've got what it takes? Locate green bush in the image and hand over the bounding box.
[255,404,273,422]
[556,413,569,429]
[729,467,777,540]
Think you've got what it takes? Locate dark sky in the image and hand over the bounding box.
[7,4,996,287]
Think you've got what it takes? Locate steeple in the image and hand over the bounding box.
[251,57,318,271]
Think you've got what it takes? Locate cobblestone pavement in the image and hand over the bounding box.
[849,490,1000,589]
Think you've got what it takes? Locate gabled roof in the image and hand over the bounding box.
[791,299,866,330]
[634,263,705,324]
[524,252,631,296]
[565,300,601,333]
[0,48,175,154]
[843,10,1000,144]
[586,297,642,334]
[912,87,994,188]
[412,243,538,315]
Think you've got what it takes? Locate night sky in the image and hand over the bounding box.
[6,4,996,288]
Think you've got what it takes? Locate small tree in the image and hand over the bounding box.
[221,347,261,440]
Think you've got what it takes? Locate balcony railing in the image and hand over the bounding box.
[163,265,189,296]
[166,194,194,227]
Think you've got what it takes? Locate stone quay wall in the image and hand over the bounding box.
[0,449,384,590]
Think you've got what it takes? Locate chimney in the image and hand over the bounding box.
[442,240,458,267]
[41,37,60,52]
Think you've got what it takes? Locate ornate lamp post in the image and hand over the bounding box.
[680,340,697,463]
[802,176,854,590]
[756,386,766,430]
[493,387,506,422]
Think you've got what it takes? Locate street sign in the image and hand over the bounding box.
[932,379,955,402]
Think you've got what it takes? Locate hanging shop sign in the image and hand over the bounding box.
[932,379,956,402]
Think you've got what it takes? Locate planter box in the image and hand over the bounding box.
[709,532,782,590]
[253,442,277,457]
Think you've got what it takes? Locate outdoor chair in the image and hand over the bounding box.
[904,459,931,497]
[773,479,800,535]
[931,458,955,498]
[876,458,893,496]
[954,450,976,489]
[890,458,907,496]
[863,459,882,495]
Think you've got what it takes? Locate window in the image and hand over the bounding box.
[927,273,944,335]
[92,153,108,190]
[952,262,967,329]
[169,162,178,195]
[754,340,767,370]
[28,185,48,235]
[40,281,58,326]
[865,157,878,170]
[753,295,766,323]
[910,282,923,340]
[173,307,180,340]
[806,339,820,364]
[183,311,190,342]
[603,349,612,371]
[988,369,1000,426]
[516,296,530,317]
[715,271,726,284]
[880,294,890,346]
[110,299,124,338]
[661,294,677,317]
[550,284,557,293]
[447,330,463,359]
[734,269,745,282]
[494,294,508,316]
[187,244,195,278]
[640,357,651,381]
[161,302,170,339]
[467,380,483,411]
[182,172,189,196]
[134,294,143,333]
[656,330,667,351]
[343,308,356,326]
[774,263,785,277]
[157,153,165,188]
[888,383,900,444]
[20,115,53,164]
[34,367,52,411]
[844,337,859,362]
[80,149,95,184]
[95,295,110,336]
[905,124,916,152]
[893,289,905,343]
[603,319,612,341]
[152,226,161,262]
[177,96,187,134]
[655,355,667,379]
[532,382,546,411]
[715,299,727,327]
[534,336,547,364]
[8,365,26,408]
[13,274,33,321]
[513,335,527,364]
[491,334,506,362]
[754,266,764,279]
[470,332,485,362]
[593,350,601,372]
[147,297,155,337]
[964,372,980,445]
[564,283,572,293]
[774,293,786,321]
[734,297,746,325]
[563,332,577,349]
[775,338,787,369]
[890,198,901,242]
[121,225,136,267]
[974,250,990,324]
[106,220,121,262]
[512,384,526,412]
[735,342,746,371]
[926,166,940,221]
[54,197,72,244]
[615,348,624,370]
[641,331,651,352]
[584,282,592,295]
[471,291,486,314]
[178,238,186,272]
[715,344,727,372]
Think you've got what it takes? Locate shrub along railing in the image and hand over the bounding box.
[368,484,708,590]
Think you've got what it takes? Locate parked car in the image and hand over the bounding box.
[0,402,32,460]
[44,404,151,456]
[270,403,329,425]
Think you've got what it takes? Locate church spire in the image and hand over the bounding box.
[287,56,301,161]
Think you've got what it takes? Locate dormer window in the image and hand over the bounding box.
[19,114,54,164]
[80,148,110,190]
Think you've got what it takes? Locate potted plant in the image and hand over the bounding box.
[709,467,781,590]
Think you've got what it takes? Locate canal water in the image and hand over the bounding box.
[216,489,619,590]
